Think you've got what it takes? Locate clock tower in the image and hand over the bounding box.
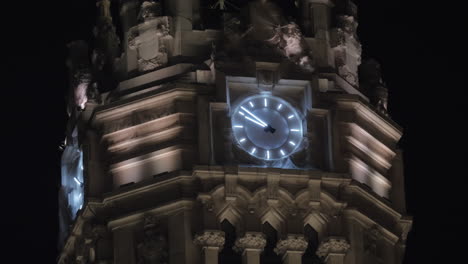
[58,1,412,264]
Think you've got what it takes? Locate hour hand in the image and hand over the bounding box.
[245,116,266,128]
[240,106,268,127]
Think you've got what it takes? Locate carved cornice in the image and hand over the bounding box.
[233,232,267,253]
[193,230,225,249]
[274,235,308,255]
[316,237,350,257]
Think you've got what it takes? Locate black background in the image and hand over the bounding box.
[3,0,466,263]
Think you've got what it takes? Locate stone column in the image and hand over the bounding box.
[193,230,225,264]
[233,232,267,264]
[274,235,308,264]
[316,237,350,264]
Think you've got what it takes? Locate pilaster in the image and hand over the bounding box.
[193,230,225,264]
[233,232,267,264]
[274,235,308,264]
[316,237,350,264]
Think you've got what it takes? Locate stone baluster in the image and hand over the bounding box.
[193,230,225,264]
[316,237,350,264]
[233,232,267,264]
[274,234,308,264]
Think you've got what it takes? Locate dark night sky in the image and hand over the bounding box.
[3,0,466,263]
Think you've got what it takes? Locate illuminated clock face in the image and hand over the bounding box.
[231,94,304,160]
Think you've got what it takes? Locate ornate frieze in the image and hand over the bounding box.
[193,230,226,249]
[233,232,267,253]
[316,237,350,258]
[274,235,308,255]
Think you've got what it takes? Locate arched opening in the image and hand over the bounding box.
[219,219,241,264]
[261,222,282,264]
[302,224,323,264]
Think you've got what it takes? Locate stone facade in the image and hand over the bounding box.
[58,1,411,264]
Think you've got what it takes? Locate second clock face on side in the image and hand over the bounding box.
[231,94,304,160]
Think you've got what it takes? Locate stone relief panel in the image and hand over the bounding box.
[136,215,168,264]
[128,1,174,72]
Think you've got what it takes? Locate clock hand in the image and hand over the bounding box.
[245,116,266,127]
[240,106,268,127]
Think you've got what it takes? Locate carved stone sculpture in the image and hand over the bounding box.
[233,232,267,253]
[316,237,350,258]
[128,1,173,72]
[359,58,389,116]
[274,235,308,255]
[193,230,226,250]
[331,15,362,86]
[137,215,168,264]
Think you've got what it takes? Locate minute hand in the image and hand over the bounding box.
[240,106,268,126]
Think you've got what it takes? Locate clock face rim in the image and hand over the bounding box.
[231,94,304,161]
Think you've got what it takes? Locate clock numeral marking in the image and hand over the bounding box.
[251,147,257,154]
[280,149,285,156]
[78,193,82,198]
[264,98,268,107]
[289,141,296,146]
[239,111,245,116]
[290,129,300,132]
[267,150,270,159]
[288,115,294,119]
[240,138,246,143]
[234,125,243,128]
[249,101,254,107]
[277,104,282,110]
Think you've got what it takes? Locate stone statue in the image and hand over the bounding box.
[359,58,389,116]
[128,1,173,72]
[137,215,168,264]
[331,15,362,86]
[220,0,315,71]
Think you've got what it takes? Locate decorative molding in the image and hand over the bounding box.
[233,232,267,253]
[316,237,350,257]
[193,230,226,250]
[274,235,308,255]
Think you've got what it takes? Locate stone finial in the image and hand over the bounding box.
[193,230,226,249]
[316,237,350,257]
[233,232,267,253]
[274,235,308,255]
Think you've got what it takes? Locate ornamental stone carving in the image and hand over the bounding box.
[316,237,350,258]
[274,235,308,255]
[136,215,168,264]
[128,1,174,72]
[233,232,267,253]
[193,230,225,249]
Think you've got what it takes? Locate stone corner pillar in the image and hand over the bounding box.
[233,232,267,264]
[316,237,350,264]
[274,234,308,264]
[193,230,225,264]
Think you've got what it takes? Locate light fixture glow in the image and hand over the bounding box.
[277,104,282,110]
[288,115,294,119]
[289,141,296,146]
[249,101,254,107]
